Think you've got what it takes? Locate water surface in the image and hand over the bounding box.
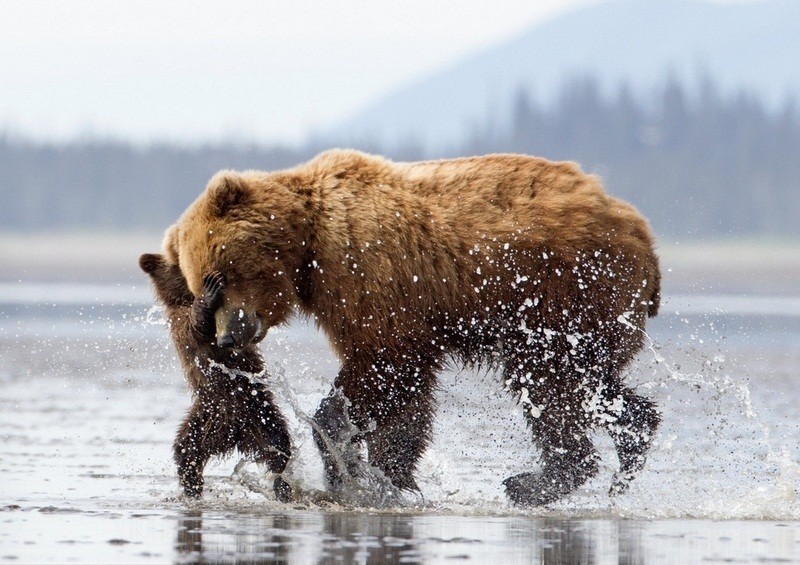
[1,284,799,562]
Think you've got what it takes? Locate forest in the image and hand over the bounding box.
[2,75,798,239]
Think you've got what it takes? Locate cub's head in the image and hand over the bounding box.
[168,170,309,348]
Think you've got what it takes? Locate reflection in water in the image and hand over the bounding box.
[176,512,202,560]
[174,510,649,563]
[504,517,645,563]
[176,510,299,563]
[320,512,418,563]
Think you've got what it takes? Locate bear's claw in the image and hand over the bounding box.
[201,271,226,310]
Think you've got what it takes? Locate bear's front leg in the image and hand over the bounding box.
[314,357,437,494]
[312,390,363,492]
[364,372,435,493]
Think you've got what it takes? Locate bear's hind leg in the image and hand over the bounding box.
[605,386,660,496]
[502,360,599,506]
[503,416,600,506]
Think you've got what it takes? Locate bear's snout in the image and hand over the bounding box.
[216,332,236,348]
[214,305,264,348]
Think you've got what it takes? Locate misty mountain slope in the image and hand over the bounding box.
[328,0,800,149]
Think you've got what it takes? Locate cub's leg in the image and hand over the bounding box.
[190,271,226,340]
[171,271,235,498]
[235,382,294,502]
[173,399,237,498]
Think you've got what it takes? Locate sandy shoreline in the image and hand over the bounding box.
[2,232,799,295]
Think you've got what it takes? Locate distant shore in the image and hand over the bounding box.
[1,232,799,295]
[0,232,162,284]
[657,240,800,295]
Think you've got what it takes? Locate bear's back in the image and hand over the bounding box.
[304,150,651,259]
[398,154,587,202]
[396,154,642,250]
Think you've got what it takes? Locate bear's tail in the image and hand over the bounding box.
[647,261,661,318]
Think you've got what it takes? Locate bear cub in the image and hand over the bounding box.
[139,253,292,501]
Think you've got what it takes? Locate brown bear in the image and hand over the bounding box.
[139,252,292,502]
[166,149,661,506]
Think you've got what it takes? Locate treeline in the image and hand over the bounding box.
[461,76,800,239]
[0,140,310,232]
[2,75,799,239]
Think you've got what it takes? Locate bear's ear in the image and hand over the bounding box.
[207,172,250,217]
[162,224,180,264]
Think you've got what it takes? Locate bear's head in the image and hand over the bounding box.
[168,170,311,348]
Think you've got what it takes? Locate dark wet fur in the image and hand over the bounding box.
[139,253,292,501]
[311,258,661,504]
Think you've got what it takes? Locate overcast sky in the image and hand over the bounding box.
[1,0,755,145]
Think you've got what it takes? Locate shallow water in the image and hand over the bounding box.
[1,283,800,562]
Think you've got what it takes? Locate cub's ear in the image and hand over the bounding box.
[207,172,250,217]
[139,253,164,275]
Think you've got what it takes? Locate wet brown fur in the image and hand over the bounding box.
[139,253,292,501]
[168,150,662,505]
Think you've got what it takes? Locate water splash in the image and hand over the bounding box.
[214,360,410,508]
[142,304,167,327]
[610,310,800,520]
[7,293,798,520]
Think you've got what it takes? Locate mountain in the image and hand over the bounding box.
[328,0,800,149]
